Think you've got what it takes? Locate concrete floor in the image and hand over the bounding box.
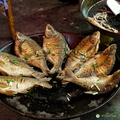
[0,0,120,120]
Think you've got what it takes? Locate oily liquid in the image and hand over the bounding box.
[88,0,120,32]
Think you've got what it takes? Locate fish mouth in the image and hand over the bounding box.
[45,24,57,37]
[16,32,25,42]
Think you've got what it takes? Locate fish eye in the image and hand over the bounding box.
[48,26,51,30]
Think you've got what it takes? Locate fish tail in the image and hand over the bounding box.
[42,68,49,76]
[63,68,77,82]
[4,90,17,96]
[49,68,57,74]
[56,70,66,79]
[32,71,45,79]
[65,68,77,78]
[36,77,52,88]
[39,77,51,82]
[49,67,62,74]
[112,69,120,83]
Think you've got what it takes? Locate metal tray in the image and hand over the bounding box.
[0,33,119,120]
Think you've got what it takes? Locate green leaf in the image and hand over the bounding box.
[79,51,86,56]
[10,59,20,65]
[47,49,51,54]
[36,52,41,56]
[6,79,14,83]
[23,56,29,60]
[55,44,60,47]
[29,53,34,56]
[92,63,99,67]
[91,83,100,91]
[65,50,69,55]
[19,74,23,76]
[16,83,19,88]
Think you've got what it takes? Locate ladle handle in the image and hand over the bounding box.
[6,0,16,40]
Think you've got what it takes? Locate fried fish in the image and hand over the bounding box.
[65,31,100,71]
[57,31,100,79]
[0,76,52,96]
[63,68,120,94]
[75,44,116,77]
[43,24,70,74]
[15,32,49,75]
[0,52,47,80]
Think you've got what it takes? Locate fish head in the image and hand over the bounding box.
[15,32,27,43]
[93,31,100,39]
[45,24,57,37]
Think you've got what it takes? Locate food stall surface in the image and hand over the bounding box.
[0,0,120,120]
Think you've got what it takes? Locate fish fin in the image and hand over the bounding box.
[65,68,77,79]
[49,68,58,74]
[5,90,17,96]
[63,77,73,82]
[50,67,62,74]
[39,77,51,82]
[32,72,45,79]
[36,77,52,88]
[63,68,79,83]
[38,81,52,89]
[20,90,29,94]
[56,70,67,79]
[56,75,65,79]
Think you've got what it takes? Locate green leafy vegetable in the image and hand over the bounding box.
[6,79,14,83]
[79,51,86,56]
[23,56,29,60]
[91,83,100,91]
[65,50,69,55]
[55,44,60,47]
[10,59,20,65]
[47,49,51,54]
[92,63,99,67]
[29,53,34,56]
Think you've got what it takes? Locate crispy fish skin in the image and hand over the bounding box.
[75,44,116,77]
[0,52,47,80]
[0,76,52,96]
[15,32,49,75]
[63,68,120,94]
[64,31,100,72]
[43,24,70,74]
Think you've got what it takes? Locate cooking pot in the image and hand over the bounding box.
[80,0,120,40]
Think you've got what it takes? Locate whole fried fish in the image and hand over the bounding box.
[43,24,70,74]
[0,52,48,80]
[65,31,100,71]
[15,32,49,75]
[75,44,116,77]
[63,68,120,94]
[57,31,100,79]
[0,76,52,96]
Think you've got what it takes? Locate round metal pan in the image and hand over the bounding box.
[0,33,120,120]
[80,0,120,40]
